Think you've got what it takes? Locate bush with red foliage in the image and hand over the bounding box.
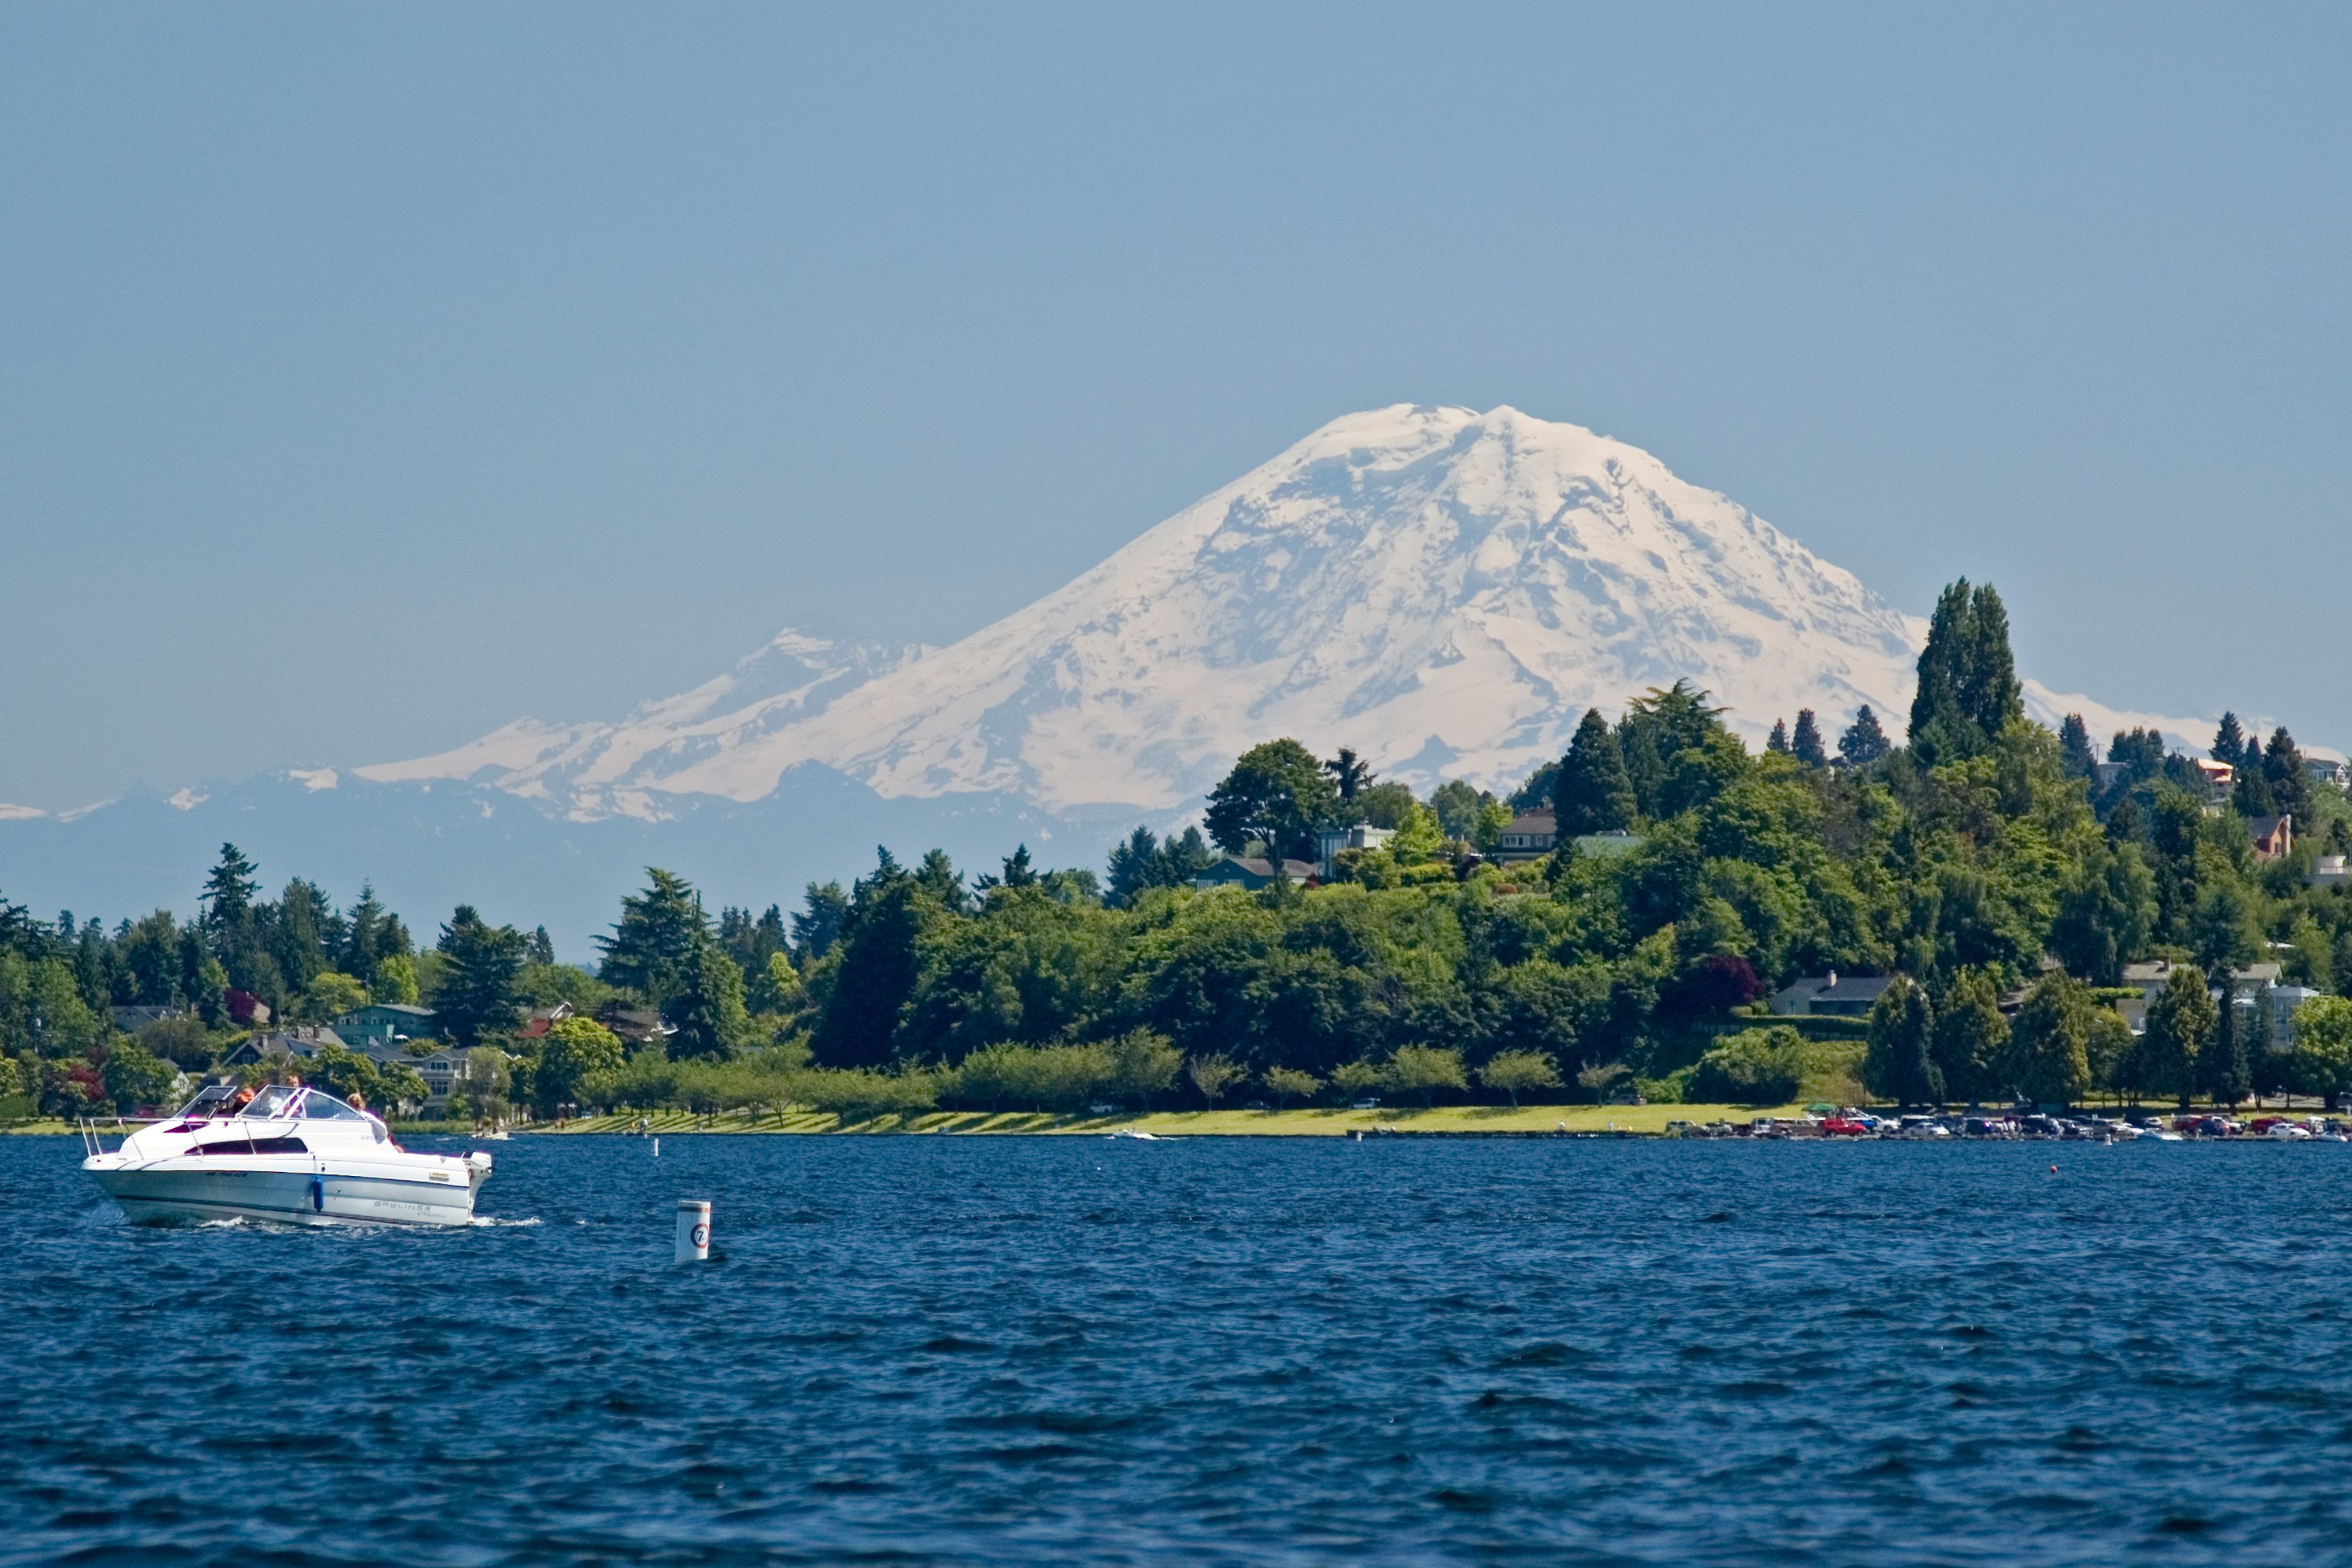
[1658,953,1765,1017]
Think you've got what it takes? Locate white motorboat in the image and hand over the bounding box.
[83,1081,493,1227]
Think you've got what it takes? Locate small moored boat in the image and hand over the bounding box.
[83,1082,493,1226]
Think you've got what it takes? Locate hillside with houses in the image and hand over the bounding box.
[7,578,2352,1126]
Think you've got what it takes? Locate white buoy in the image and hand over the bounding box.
[675,1198,711,1263]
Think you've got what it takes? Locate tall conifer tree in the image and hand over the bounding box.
[2264,727,2310,823]
[1790,709,1828,768]
[2199,983,2249,1107]
[1553,708,1636,834]
[2058,714,2098,780]
[1908,579,2024,763]
[1837,706,1890,768]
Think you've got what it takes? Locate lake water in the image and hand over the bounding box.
[10,1133,2352,1565]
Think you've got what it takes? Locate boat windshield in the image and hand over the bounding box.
[295,1089,366,1120]
[174,1083,241,1119]
[240,1084,302,1119]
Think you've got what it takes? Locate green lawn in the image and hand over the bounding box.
[545,1102,1808,1137]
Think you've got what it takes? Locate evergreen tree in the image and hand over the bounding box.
[434,906,526,1048]
[2058,714,2099,780]
[74,918,110,1012]
[2198,981,2250,1107]
[272,878,333,991]
[1510,760,1560,813]
[808,868,930,1070]
[1908,579,2024,763]
[1106,827,1163,908]
[201,843,259,930]
[1161,827,1218,883]
[1790,709,1828,769]
[2143,963,2217,1110]
[1766,718,1790,754]
[2190,880,2257,975]
[666,942,750,1061]
[1553,707,1636,834]
[2212,712,2246,764]
[342,884,390,980]
[1863,976,1942,1107]
[529,926,556,966]
[596,869,710,1011]
[2245,982,2282,1102]
[791,882,850,962]
[1323,748,1374,803]
[915,849,968,914]
[1837,706,1890,768]
[2234,764,2278,818]
[2263,726,2310,823]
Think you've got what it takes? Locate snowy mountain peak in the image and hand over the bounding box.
[362,404,2196,822]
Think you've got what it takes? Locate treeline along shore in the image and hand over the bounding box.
[11,578,2352,1133]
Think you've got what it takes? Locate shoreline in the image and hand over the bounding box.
[10,1102,1782,1138]
[18,1099,2334,1140]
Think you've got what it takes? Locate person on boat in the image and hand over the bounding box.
[346,1090,367,1114]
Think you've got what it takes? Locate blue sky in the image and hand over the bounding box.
[4,2,2348,806]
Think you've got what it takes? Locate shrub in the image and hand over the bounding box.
[791,1066,941,1119]
[946,1043,1114,1112]
[1686,1026,1806,1106]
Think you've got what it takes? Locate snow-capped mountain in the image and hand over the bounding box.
[0,402,2229,952]
[359,403,2197,821]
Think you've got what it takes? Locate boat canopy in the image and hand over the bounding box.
[170,1083,371,1122]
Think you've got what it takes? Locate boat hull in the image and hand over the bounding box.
[92,1159,481,1227]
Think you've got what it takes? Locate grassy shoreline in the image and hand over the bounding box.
[505,1102,1798,1136]
[5,1103,1794,1138]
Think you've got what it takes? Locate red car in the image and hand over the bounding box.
[1821,1117,1872,1137]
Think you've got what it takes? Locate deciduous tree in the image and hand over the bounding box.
[1476,1049,1562,1106]
[1206,739,1340,859]
[1863,976,1942,1107]
[2142,963,2216,1110]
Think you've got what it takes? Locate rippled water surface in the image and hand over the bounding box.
[12,1134,2352,1565]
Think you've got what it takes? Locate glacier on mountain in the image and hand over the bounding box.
[362,404,2205,822]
